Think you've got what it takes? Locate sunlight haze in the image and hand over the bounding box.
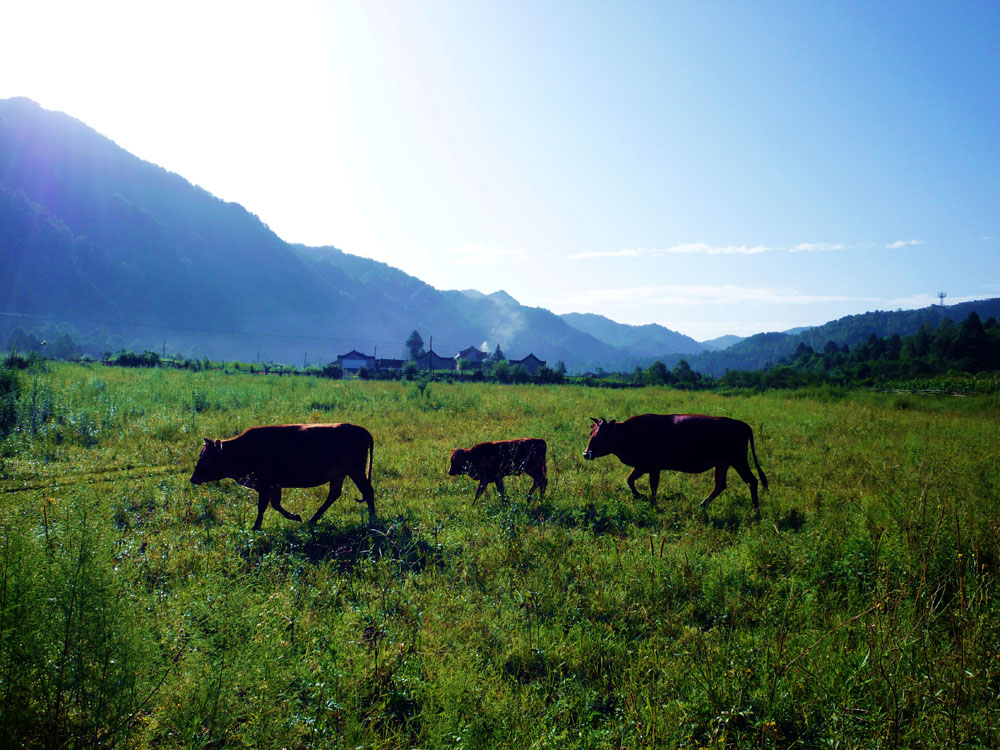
[2,0,997,339]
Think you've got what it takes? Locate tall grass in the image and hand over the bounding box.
[0,363,997,747]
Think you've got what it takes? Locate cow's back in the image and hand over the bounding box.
[232,423,371,487]
[507,437,546,473]
[617,414,750,473]
[468,438,545,477]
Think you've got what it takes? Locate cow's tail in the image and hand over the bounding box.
[749,428,768,490]
[366,429,374,483]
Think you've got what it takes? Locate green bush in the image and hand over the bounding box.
[0,364,19,437]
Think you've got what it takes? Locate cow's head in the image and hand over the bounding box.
[190,438,225,484]
[583,417,616,460]
[448,448,471,476]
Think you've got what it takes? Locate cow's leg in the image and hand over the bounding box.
[348,469,377,525]
[494,476,506,497]
[472,479,490,500]
[626,468,645,498]
[732,457,761,516]
[699,465,729,509]
[269,487,302,522]
[253,488,270,531]
[648,470,660,502]
[309,474,346,525]
[527,471,547,499]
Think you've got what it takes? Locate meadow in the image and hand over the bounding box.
[1,363,998,748]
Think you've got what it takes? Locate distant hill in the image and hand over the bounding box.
[0,97,628,371]
[699,334,744,351]
[682,300,1000,376]
[559,312,703,359]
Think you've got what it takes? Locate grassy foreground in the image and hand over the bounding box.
[1,364,998,748]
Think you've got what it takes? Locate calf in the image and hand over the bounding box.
[449,438,548,500]
[583,414,767,513]
[190,423,375,530]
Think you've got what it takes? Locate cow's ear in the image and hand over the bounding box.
[590,417,600,425]
[203,437,214,449]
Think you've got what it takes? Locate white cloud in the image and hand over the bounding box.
[546,284,874,308]
[444,244,527,265]
[659,242,774,255]
[570,238,937,261]
[883,293,938,309]
[570,242,773,260]
[885,292,984,309]
[790,242,847,252]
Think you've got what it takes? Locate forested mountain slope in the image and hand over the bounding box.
[683,299,1000,376]
[0,98,624,369]
[559,312,703,357]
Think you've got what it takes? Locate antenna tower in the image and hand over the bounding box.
[938,289,947,307]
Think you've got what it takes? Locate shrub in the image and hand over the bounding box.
[0,365,20,437]
[322,363,344,379]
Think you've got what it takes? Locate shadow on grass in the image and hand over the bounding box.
[236,516,458,573]
[701,493,789,532]
[704,506,746,532]
[482,492,660,536]
[776,507,806,532]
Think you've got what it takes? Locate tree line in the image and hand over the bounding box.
[716,311,1000,390]
[5,312,1000,393]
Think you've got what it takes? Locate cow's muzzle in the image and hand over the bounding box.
[583,451,594,461]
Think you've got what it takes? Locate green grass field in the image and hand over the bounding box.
[1,364,998,748]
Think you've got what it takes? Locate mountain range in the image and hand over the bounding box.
[2,97,997,374]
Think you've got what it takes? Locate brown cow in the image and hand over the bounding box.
[583,414,767,513]
[190,423,376,530]
[449,438,548,500]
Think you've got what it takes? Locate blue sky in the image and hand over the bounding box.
[2,1,997,339]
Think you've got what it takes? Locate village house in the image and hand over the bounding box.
[508,353,546,375]
[415,349,455,372]
[375,358,406,373]
[335,349,375,374]
[454,345,489,371]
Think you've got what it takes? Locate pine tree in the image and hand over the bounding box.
[405,330,425,361]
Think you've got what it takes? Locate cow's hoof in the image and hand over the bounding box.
[291,514,302,522]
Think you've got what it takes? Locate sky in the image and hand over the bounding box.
[1,0,998,340]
